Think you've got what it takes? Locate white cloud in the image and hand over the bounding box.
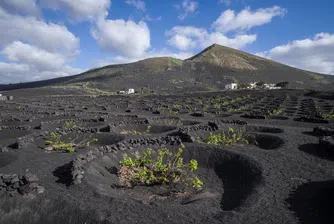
[141,15,152,21]
[125,0,146,11]
[166,26,256,51]
[259,33,334,75]
[254,52,267,58]
[202,32,257,49]
[212,6,287,33]
[219,0,232,6]
[166,6,286,51]
[167,34,196,51]
[0,61,83,84]
[2,41,66,71]
[0,7,79,55]
[0,0,39,16]
[91,19,150,58]
[0,8,82,83]
[0,41,83,83]
[41,0,111,21]
[94,50,193,67]
[176,0,198,20]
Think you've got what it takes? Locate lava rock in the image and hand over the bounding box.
[319,136,334,152]
[314,126,334,136]
[23,173,39,183]
[191,112,204,117]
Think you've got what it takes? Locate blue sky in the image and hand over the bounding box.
[0,0,333,83]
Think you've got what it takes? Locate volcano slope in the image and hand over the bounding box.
[1,44,334,94]
[0,89,333,224]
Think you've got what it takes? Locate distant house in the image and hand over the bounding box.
[128,89,135,94]
[225,83,238,90]
[118,91,126,94]
[249,82,257,89]
[0,95,13,101]
[269,86,281,90]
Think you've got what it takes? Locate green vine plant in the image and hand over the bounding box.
[227,105,250,113]
[146,125,152,133]
[118,144,203,191]
[173,104,183,109]
[168,108,179,115]
[121,125,152,135]
[45,132,98,153]
[64,120,78,129]
[268,107,285,116]
[157,105,166,111]
[202,127,253,146]
[324,110,334,119]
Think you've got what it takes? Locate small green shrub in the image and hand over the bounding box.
[205,128,250,146]
[324,110,334,119]
[195,137,202,143]
[267,107,285,116]
[45,132,98,153]
[122,125,152,135]
[157,105,165,111]
[64,120,78,129]
[173,104,183,109]
[214,103,221,109]
[118,144,203,190]
[146,125,151,133]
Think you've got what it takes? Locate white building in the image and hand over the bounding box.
[249,82,257,89]
[128,89,135,94]
[225,83,238,90]
[118,91,126,94]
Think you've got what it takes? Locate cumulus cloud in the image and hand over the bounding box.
[218,0,232,6]
[212,6,286,33]
[167,34,196,51]
[166,26,257,51]
[2,41,66,71]
[0,0,39,16]
[175,0,198,20]
[0,8,83,83]
[0,7,79,55]
[166,6,286,51]
[0,41,84,83]
[41,0,111,21]
[91,19,151,58]
[0,61,83,84]
[125,0,146,11]
[257,33,334,75]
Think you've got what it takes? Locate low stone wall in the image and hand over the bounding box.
[179,125,213,133]
[0,125,31,130]
[13,132,46,149]
[211,119,248,126]
[71,136,182,185]
[0,173,44,197]
[314,126,334,136]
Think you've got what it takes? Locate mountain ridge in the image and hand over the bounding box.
[0,44,333,93]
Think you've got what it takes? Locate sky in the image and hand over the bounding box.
[0,0,333,83]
